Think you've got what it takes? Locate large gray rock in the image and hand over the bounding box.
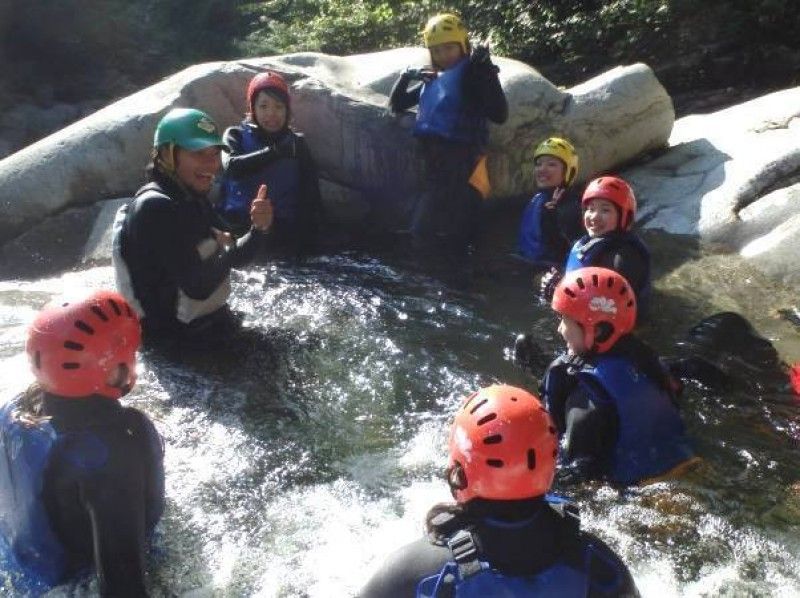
[0,49,674,242]
[625,86,800,289]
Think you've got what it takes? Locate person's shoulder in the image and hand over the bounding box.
[359,536,449,598]
[579,532,640,597]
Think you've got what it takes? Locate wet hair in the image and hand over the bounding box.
[11,384,50,426]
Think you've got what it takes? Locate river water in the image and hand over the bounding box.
[0,226,798,597]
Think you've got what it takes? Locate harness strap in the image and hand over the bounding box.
[447,529,483,579]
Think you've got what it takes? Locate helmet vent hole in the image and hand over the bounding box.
[564,288,576,298]
[90,306,109,322]
[477,413,497,426]
[592,274,599,287]
[483,434,502,445]
[575,277,585,290]
[527,449,536,470]
[607,277,614,288]
[510,396,517,402]
[63,341,84,351]
[34,351,41,369]
[107,299,122,316]
[124,304,133,317]
[74,320,95,335]
[469,398,488,415]
[62,362,80,370]
[626,300,634,308]
[548,426,557,435]
[619,285,628,295]
[486,459,504,468]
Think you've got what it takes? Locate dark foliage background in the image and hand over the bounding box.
[1,0,798,115]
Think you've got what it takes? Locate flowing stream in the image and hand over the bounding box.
[0,225,798,597]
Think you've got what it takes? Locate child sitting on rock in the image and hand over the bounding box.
[219,70,323,255]
[389,13,507,250]
[518,136,584,267]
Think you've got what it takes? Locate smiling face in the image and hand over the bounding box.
[253,90,288,133]
[173,146,221,195]
[429,42,464,71]
[534,156,566,189]
[557,315,588,355]
[583,197,620,237]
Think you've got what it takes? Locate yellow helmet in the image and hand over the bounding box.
[422,13,469,54]
[534,137,579,186]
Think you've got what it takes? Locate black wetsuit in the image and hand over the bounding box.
[359,499,639,597]
[389,51,508,249]
[116,171,265,341]
[541,335,681,482]
[222,122,323,254]
[42,394,164,596]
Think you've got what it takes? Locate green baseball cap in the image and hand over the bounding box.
[153,108,226,150]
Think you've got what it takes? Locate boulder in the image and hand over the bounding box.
[0,48,674,242]
[625,86,800,289]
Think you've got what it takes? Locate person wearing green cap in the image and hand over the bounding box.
[112,107,273,344]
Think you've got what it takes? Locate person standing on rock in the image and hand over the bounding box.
[218,71,324,256]
[518,136,585,267]
[540,176,651,322]
[540,267,696,485]
[389,13,508,251]
[359,384,640,597]
[112,107,273,345]
[0,290,164,596]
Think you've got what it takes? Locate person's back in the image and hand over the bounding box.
[359,385,639,597]
[0,290,164,596]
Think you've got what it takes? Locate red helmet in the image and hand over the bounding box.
[581,176,637,230]
[448,385,558,502]
[247,71,290,114]
[790,363,800,397]
[551,267,636,354]
[26,290,141,399]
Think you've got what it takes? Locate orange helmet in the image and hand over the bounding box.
[581,176,636,230]
[448,384,558,502]
[26,290,141,399]
[551,267,636,354]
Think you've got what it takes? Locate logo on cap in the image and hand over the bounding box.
[196,117,216,134]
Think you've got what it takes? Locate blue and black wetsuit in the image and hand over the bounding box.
[389,52,508,250]
[541,335,693,485]
[359,497,639,597]
[518,186,584,267]
[220,121,323,254]
[0,393,164,596]
[113,171,265,342]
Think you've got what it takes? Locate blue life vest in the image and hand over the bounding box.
[518,189,561,265]
[565,233,652,318]
[0,398,66,587]
[220,123,301,223]
[578,356,694,484]
[414,58,487,145]
[416,496,598,598]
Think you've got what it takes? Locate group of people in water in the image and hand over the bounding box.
[0,12,797,597]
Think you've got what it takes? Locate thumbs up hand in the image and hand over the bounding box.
[250,184,273,232]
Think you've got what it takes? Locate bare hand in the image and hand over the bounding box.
[544,186,565,209]
[250,184,273,232]
[211,227,234,250]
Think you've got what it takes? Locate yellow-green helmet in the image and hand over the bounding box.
[534,137,579,186]
[422,13,469,54]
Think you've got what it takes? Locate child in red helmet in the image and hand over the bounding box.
[0,290,164,596]
[541,176,651,321]
[542,267,695,485]
[219,70,323,255]
[389,13,508,250]
[360,384,639,597]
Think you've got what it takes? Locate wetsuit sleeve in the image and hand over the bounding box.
[389,73,423,113]
[557,189,585,244]
[359,537,450,598]
[295,135,324,251]
[540,354,579,432]
[600,244,647,297]
[465,58,508,124]
[222,126,285,178]
[584,534,641,597]
[560,380,618,481]
[128,410,165,532]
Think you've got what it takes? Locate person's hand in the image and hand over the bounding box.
[540,268,562,304]
[250,184,273,232]
[405,66,437,82]
[544,186,565,209]
[211,227,234,250]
